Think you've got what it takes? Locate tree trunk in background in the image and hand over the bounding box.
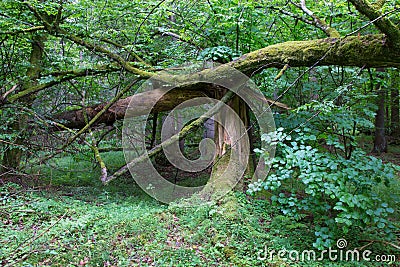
[372,80,388,154]
[203,118,215,139]
[174,111,185,152]
[1,35,45,178]
[391,74,400,138]
[150,112,158,148]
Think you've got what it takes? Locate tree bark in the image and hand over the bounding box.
[52,85,288,130]
[207,88,250,193]
[53,87,210,129]
[1,35,45,177]
[372,71,388,154]
[390,73,400,138]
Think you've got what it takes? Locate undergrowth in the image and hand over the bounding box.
[1,179,399,266]
[1,147,399,266]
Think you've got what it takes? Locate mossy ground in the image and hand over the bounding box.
[1,149,399,266]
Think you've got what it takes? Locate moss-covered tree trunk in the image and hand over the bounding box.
[1,35,44,179]
[46,34,400,132]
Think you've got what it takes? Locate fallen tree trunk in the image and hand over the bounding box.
[53,84,289,129]
[53,87,210,129]
[51,34,400,130]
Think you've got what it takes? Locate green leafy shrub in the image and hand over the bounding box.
[197,46,240,63]
[248,128,399,250]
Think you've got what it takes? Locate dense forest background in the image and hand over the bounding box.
[1,0,400,266]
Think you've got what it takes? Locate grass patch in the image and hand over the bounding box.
[1,183,398,266]
[2,150,399,266]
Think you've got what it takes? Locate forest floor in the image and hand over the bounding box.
[1,147,399,266]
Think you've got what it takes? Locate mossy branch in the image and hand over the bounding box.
[349,0,400,47]
[58,29,154,78]
[6,65,120,103]
[44,64,120,77]
[92,144,108,181]
[96,37,152,67]
[25,2,153,78]
[230,34,400,75]
[81,97,108,182]
[1,26,45,35]
[274,64,289,81]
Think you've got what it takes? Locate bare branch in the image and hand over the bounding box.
[156,28,201,49]
[268,6,315,27]
[298,0,340,37]
[61,30,153,78]
[2,84,19,100]
[346,7,400,37]
[134,0,168,44]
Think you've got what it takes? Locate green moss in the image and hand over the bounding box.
[232,34,399,74]
[326,27,340,38]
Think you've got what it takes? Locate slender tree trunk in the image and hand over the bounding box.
[372,76,388,154]
[150,112,158,148]
[1,35,45,178]
[391,73,400,138]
